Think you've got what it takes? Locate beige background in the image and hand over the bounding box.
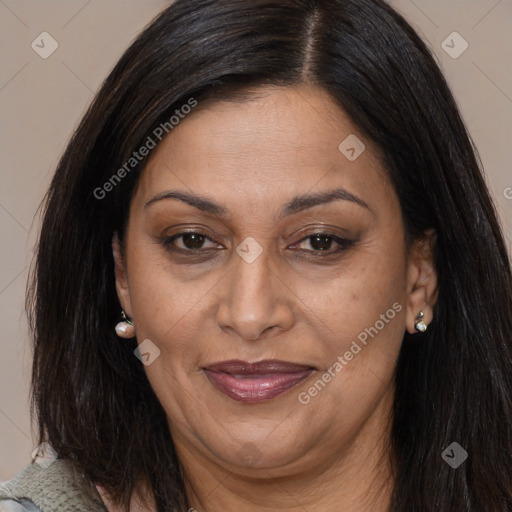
[0,0,510,480]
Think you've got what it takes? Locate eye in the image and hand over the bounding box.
[289,232,354,253]
[162,231,221,252]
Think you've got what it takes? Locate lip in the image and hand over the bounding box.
[202,359,315,403]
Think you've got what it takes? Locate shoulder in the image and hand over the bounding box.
[0,498,40,512]
[0,459,107,512]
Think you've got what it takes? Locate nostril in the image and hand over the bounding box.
[261,325,277,336]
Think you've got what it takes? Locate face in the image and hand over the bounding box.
[114,84,437,478]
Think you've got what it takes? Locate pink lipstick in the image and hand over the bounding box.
[202,359,314,403]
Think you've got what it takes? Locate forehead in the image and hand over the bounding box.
[134,84,391,215]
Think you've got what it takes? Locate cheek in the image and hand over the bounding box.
[290,254,407,401]
[292,262,406,429]
[294,249,406,339]
[125,244,220,363]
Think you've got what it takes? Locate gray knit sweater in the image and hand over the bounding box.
[0,460,107,512]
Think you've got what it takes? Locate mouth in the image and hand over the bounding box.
[202,359,315,403]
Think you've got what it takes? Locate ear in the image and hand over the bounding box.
[405,229,438,334]
[112,233,132,318]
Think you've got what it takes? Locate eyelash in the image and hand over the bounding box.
[161,230,355,257]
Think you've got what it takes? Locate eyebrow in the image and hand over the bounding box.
[144,187,373,219]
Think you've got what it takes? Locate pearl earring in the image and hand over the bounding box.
[115,310,135,338]
[414,310,428,333]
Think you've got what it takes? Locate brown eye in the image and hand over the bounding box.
[179,233,207,249]
[308,234,335,251]
[162,231,220,252]
[290,233,354,253]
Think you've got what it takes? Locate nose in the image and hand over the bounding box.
[215,248,294,341]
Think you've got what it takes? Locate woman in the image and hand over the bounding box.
[1,0,511,510]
